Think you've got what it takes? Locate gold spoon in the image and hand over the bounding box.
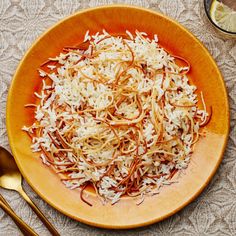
[0,146,60,236]
[0,193,38,235]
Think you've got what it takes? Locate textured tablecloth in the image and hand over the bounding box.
[0,0,235,235]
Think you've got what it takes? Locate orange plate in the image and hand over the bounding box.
[6,5,229,229]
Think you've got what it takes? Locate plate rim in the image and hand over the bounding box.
[6,4,230,229]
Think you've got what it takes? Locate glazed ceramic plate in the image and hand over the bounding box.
[7,5,229,229]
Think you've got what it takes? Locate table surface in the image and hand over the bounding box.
[0,0,235,235]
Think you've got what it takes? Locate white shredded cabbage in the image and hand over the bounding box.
[22,30,209,205]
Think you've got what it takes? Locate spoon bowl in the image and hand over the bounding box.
[0,147,22,191]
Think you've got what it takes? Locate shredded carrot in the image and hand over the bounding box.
[80,183,93,207]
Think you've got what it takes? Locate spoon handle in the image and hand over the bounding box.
[18,188,60,236]
[0,193,10,206]
[0,199,38,236]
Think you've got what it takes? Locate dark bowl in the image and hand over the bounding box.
[204,0,236,36]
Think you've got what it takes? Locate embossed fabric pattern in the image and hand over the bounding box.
[0,0,235,235]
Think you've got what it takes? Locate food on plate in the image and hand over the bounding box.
[22,30,211,205]
[210,0,236,32]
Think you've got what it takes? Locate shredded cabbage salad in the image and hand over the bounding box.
[22,30,211,205]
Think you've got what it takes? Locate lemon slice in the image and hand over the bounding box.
[210,0,236,32]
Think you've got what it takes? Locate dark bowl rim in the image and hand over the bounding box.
[203,0,236,35]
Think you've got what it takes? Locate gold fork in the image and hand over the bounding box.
[0,193,38,235]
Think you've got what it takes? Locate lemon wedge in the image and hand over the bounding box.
[210,0,236,32]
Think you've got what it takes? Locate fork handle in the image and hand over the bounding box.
[0,200,38,236]
[18,188,60,236]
